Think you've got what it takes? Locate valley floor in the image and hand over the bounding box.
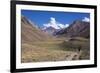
[21,37,90,63]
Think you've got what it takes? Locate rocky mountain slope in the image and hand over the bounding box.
[55,20,90,38]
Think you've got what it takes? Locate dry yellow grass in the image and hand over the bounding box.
[21,43,79,63]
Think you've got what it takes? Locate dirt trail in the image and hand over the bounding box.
[65,50,82,60]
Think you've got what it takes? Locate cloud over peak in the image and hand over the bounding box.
[43,17,69,29]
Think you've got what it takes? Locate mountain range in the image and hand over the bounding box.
[42,20,90,38]
[22,16,90,42]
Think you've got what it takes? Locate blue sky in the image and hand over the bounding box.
[21,10,90,29]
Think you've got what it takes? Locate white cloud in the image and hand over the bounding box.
[58,24,65,28]
[43,17,69,29]
[65,24,69,28]
[58,24,69,29]
[82,17,90,22]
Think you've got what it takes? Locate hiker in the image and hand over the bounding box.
[78,46,81,52]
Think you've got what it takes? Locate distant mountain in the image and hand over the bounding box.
[55,20,90,38]
[42,26,57,35]
[21,16,53,43]
[42,17,69,35]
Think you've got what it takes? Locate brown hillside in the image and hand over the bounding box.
[21,16,53,43]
